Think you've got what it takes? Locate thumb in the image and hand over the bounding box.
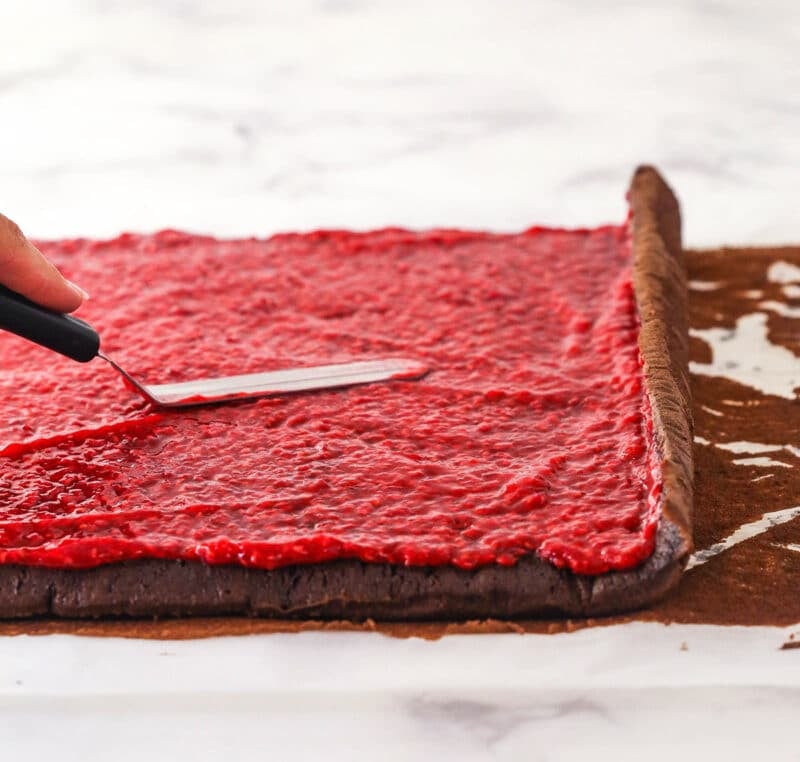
[0,213,87,313]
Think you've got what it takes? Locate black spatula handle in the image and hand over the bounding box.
[0,284,100,362]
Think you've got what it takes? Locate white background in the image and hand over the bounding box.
[3,0,800,247]
[1,1,799,759]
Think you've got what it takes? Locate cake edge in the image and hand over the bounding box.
[0,166,692,621]
[585,164,693,614]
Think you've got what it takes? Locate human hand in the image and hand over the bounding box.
[0,213,87,313]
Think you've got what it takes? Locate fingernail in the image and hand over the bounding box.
[67,280,90,301]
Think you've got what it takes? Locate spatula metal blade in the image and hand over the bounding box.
[139,358,429,407]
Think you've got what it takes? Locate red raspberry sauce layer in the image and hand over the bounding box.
[0,225,661,574]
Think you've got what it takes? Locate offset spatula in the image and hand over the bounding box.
[0,284,428,408]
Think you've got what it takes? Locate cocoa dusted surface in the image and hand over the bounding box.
[648,245,800,628]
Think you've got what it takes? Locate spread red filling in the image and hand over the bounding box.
[0,225,661,574]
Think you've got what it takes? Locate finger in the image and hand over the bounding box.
[0,213,87,313]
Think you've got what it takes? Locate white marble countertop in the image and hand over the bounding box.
[4,0,800,248]
[1,1,799,759]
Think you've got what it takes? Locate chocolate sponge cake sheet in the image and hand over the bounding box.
[0,166,692,620]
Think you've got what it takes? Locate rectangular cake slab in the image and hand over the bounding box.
[0,166,692,620]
